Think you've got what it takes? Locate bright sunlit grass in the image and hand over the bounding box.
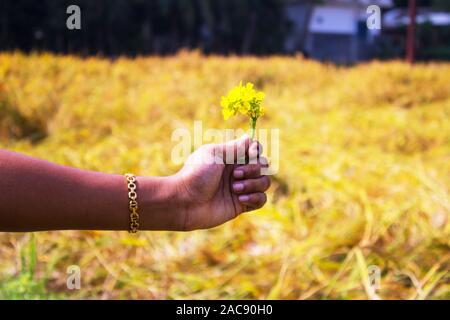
[0,52,449,299]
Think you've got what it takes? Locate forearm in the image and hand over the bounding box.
[0,150,183,232]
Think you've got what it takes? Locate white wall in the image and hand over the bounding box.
[309,6,358,35]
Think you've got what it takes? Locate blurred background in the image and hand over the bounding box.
[1,0,450,63]
[0,0,449,300]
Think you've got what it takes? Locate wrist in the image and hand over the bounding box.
[137,175,186,231]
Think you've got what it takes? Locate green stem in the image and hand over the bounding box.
[249,118,257,141]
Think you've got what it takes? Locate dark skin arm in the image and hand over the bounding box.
[0,135,270,232]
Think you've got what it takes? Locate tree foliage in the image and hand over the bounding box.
[0,0,290,56]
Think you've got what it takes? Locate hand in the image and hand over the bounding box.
[0,141,269,232]
[174,135,271,231]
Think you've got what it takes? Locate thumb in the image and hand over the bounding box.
[213,134,250,165]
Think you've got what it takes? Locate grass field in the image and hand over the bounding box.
[0,52,449,299]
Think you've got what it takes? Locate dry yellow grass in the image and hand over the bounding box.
[0,52,449,299]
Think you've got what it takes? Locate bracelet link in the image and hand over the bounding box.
[125,173,140,233]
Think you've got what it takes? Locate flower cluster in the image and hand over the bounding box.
[221,81,265,121]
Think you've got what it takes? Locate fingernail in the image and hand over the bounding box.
[234,170,244,178]
[238,195,250,202]
[233,182,244,192]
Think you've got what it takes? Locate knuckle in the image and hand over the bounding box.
[246,180,255,190]
[259,156,268,166]
[242,164,256,175]
[250,165,261,176]
[204,143,217,154]
[249,144,259,156]
[265,176,271,188]
[262,176,270,189]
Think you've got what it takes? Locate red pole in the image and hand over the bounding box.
[406,0,417,64]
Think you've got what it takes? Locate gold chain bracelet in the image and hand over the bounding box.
[125,173,140,233]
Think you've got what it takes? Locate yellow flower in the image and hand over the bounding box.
[221,81,265,120]
[220,81,265,139]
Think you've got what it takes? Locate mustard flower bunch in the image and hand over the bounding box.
[220,81,265,140]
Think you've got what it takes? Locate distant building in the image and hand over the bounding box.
[284,0,393,64]
[382,7,450,61]
[383,8,450,29]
